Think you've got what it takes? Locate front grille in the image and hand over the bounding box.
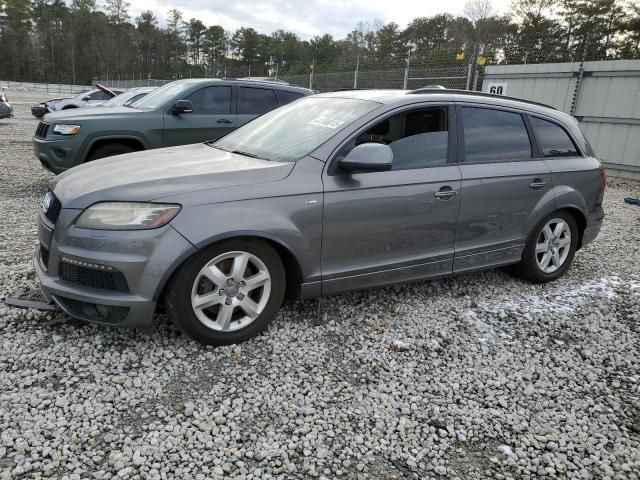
[40,245,50,270]
[59,261,129,293]
[43,191,61,224]
[55,296,129,324]
[35,121,50,139]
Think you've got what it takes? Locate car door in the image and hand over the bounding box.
[321,104,461,295]
[236,86,279,128]
[162,85,235,146]
[453,104,553,272]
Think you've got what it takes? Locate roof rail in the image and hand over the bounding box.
[407,88,556,110]
[237,77,291,86]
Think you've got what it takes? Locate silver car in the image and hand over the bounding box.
[35,89,605,345]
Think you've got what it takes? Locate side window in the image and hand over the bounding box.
[531,117,580,157]
[238,87,278,115]
[337,107,449,171]
[88,91,110,101]
[277,90,304,106]
[186,86,231,114]
[462,107,531,162]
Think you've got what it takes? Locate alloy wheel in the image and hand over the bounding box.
[535,218,572,274]
[190,251,272,332]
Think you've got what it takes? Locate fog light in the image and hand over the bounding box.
[53,148,66,158]
[95,304,110,318]
[60,256,115,271]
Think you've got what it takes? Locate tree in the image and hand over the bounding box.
[203,25,227,75]
[187,18,206,66]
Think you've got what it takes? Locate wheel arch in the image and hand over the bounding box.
[556,205,587,249]
[154,231,305,304]
[84,136,147,162]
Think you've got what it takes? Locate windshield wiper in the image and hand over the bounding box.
[232,150,266,160]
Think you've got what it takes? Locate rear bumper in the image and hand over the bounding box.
[582,221,602,247]
[582,205,604,247]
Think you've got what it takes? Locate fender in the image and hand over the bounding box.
[151,229,306,302]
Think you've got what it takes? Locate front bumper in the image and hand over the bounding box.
[31,105,47,118]
[33,134,85,174]
[35,208,196,328]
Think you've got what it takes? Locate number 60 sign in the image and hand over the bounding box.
[486,82,507,95]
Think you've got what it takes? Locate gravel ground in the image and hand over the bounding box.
[1,92,639,480]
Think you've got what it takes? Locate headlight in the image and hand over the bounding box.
[75,202,181,230]
[52,124,81,135]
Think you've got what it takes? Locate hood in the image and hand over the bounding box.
[44,106,140,122]
[51,143,295,209]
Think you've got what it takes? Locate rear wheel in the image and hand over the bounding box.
[165,239,286,346]
[86,143,135,162]
[513,211,578,283]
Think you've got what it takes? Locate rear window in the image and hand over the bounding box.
[462,107,532,162]
[277,90,305,106]
[238,87,278,115]
[530,117,580,157]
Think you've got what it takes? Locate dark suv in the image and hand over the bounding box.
[33,78,313,173]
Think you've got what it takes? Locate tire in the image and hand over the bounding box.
[86,143,135,162]
[165,238,286,346]
[513,211,578,283]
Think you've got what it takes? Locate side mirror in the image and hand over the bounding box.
[338,143,393,173]
[82,96,90,101]
[171,99,193,115]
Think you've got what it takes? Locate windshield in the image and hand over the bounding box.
[102,90,144,107]
[131,82,193,110]
[214,97,380,162]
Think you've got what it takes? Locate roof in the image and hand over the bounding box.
[315,88,560,116]
[171,77,313,93]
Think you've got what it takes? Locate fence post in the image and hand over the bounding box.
[403,49,412,90]
[309,59,315,90]
[465,63,473,90]
[353,54,359,89]
[472,68,480,91]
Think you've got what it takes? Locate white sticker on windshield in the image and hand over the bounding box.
[307,117,345,129]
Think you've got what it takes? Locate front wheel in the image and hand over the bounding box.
[513,212,578,283]
[165,239,286,346]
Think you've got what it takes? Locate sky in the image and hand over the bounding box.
[128,0,511,39]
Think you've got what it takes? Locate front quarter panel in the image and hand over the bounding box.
[166,156,325,285]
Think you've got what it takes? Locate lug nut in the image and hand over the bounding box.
[225,298,233,305]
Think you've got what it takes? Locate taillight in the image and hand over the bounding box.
[599,166,607,192]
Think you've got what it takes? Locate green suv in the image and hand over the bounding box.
[33,78,313,173]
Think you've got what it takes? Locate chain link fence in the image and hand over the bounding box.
[93,63,471,92]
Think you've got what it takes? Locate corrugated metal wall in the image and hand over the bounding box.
[482,60,640,177]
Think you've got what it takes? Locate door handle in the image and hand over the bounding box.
[217,119,233,124]
[435,187,457,199]
[529,179,547,189]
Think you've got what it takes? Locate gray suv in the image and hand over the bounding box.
[33,78,313,173]
[35,89,605,345]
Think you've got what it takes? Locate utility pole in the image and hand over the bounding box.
[354,53,360,89]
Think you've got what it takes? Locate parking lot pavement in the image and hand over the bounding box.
[1,91,639,479]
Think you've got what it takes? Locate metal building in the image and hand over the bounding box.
[482,60,640,178]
